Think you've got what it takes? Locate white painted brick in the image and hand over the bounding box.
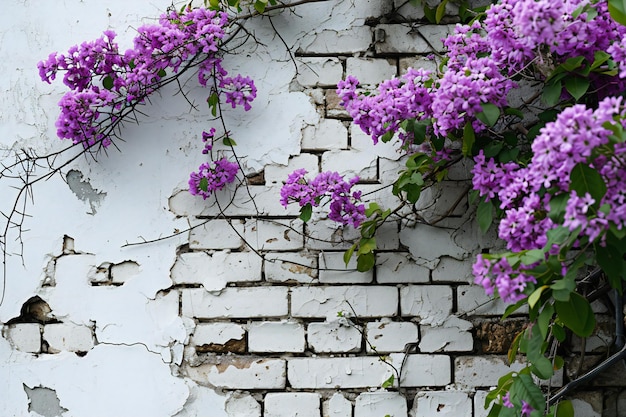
[374,24,453,54]
[366,320,418,353]
[373,220,401,250]
[346,58,397,86]
[189,219,244,250]
[351,125,403,161]
[264,153,319,186]
[264,252,318,283]
[301,119,348,151]
[307,321,362,353]
[473,390,491,417]
[186,357,285,389]
[297,57,344,87]
[288,357,396,389]
[244,219,304,251]
[399,223,468,266]
[226,393,261,417]
[6,323,41,353]
[395,354,451,387]
[400,285,453,325]
[319,252,373,284]
[355,392,407,417]
[171,252,262,290]
[192,322,245,346]
[419,317,473,353]
[326,89,351,119]
[305,220,363,251]
[248,321,305,353]
[454,356,524,388]
[291,286,398,319]
[323,393,352,417]
[432,256,473,283]
[321,149,377,181]
[413,391,472,417]
[182,287,288,319]
[110,261,140,284]
[264,393,321,417]
[399,56,440,75]
[299,27,372,54]
[457,285,528,316]
[376,253,430,284]
[379,157,407,185]
[43,322,94,353]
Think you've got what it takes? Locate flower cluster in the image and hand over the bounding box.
[188,158,239,199]
[38,7,256,149]
[280,170,366,227]
[473,255,536,303]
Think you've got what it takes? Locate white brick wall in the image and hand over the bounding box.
[43,322,94,353]
[323,393,352,417]
[395,354,451,387]
[354,391,407,417]
[248,321,305,353]
[288,357,396,389]
[319,252,373,284]
[365,320,418,353]
[297,57,344,87]
[186,357,286,389]
[192,322,245,346]
[345,58,397,86]
[307,321,362,353]
[291,286,398,319]
[189,219,245,250]
[5,323,41,353]
[264,393,321,417]
[400,285,453,325]
[413,391,472,417]
[182,287,288,318]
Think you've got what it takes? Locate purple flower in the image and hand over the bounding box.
[188,158,239,199]
[521,400,534,417]
[201,128,216,154]
[219,75,257,111]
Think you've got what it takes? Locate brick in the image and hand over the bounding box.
[376,253,430,284]
[321,149,377,181]
[307,321,362,353]
[319,252,373,284]
[374,24,453,54]
[189,219,244,250]
[291,286,398,319]
[299,27,372,54]
[297,57,344,87]
[6,323,41,353]
[457,285,529,316]
[264,154,319,186]
[419,317,473,352]
[323,393,352,417]
[325,89,351,119]
[225,393,261,417]
[192,322,245,349]
[304,219,364,251]
[399,56,439,75]
[186,357,286,389]
[301,119,348,151]
[265,393,320,417]
[355,392,407,417]
[432,256,473,283]
[474,390,491,417]
[43,322,94,353]
[346,58,397,86]
[399,223,468,266]
[182,287,288,319]
[110,261,140,284]
[350,125,403,161]
[264,252,318,283]
[395,354,451,387]
[454,356,524,387]
[366,320,418,353]
[244,219,304,251]
[171,252,262,290]
[413,391,471,417]
[400,285,453,325]
[248,321,305,353]
[288,357,396,389]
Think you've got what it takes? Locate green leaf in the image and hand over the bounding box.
[208,92,219,117]
[254,0,266,13]
[435,0,449,23]
[561,56,586,72]
[504,107,525,118]
[357,237,377,255]
[344,243,357,266]
[510,374,546,412]
[537,303,554,339]
[508,330,523,364]
[299,204,313,223]
[199,177,209,192]
[356,252,375,272]
[564,76,590,101]
[381,374,394,389]
[423,4,437,23]
[542,81,562,107]
[595,242,626,291]
[569,163,607,202]
[365,202,381,218]
[528,285,548,309]
[521,249,545,265]
[548,193,569,222]
[555,292,596,337]
[462,122,476,156]
[157,68,167,78]
[532,356,555,380]
[555,400,575,417]
[102,75,114,90]
[222,137,237,146]
[609,0,626,26]
[406,184,422,203]
[477,200,493,233]
[476,103,501,127]
[591,50,611,70]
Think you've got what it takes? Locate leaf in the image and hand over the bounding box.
[356,252,375,272]
[569,163,607,202]
[510,374,546,412]
[542,81,562,107]
[564,76,590,101]
[423,4,437,23]
[555,400,575,417]
[552,323,566,342]
[528,285,548,309]
[548,193,569,222]
[462,122,476,156]
[343,243,357,266]
[199,177,209,192]
[102,75,114,90]
[254,0,266,13]
[521,249,545,265]
[222,137,237,146]
[435,0,449,23]
[357,237,377,255]
[299,204,313,223]
[508,330,523,364]
[207,92,219,117]
[477,200,493,233]
[595,242,626,291]
[365,202,381,218]
[476,103,501,127]
[555,292,596,337]
[609,0,626,26]
[381,374,394,389]
[537,303,554,339]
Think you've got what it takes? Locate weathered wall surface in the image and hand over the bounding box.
[0,0,620,416]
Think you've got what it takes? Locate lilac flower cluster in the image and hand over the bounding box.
[280,170,366,227]
[473,255,536,303]
[38,6,256,149]
[188,158,239,200]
